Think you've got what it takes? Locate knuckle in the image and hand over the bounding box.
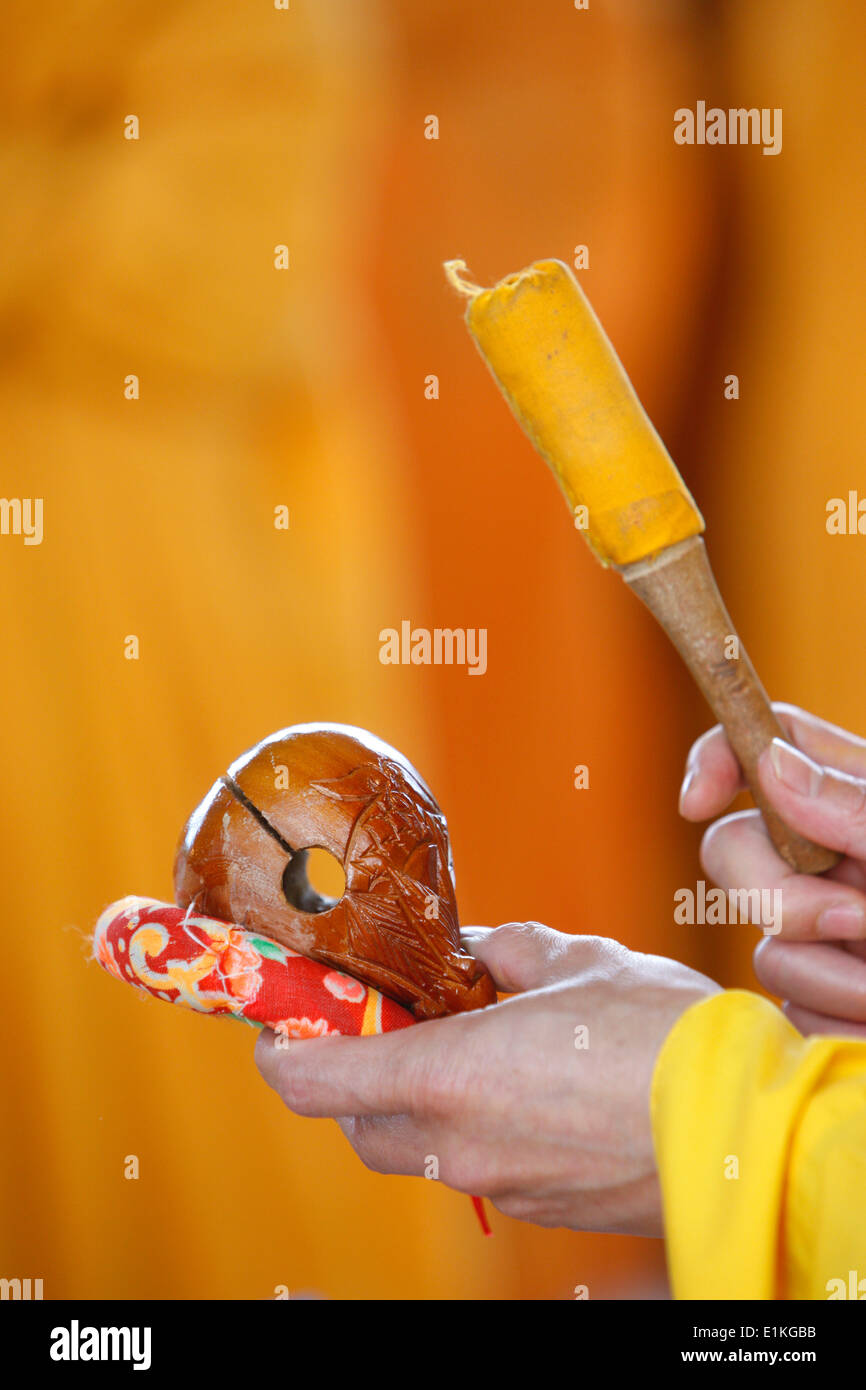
[490,1192,537,1224]
[491,920,544,947]
[811,768,866,859]
[405,1052,451,1118]
[400,1013,477,1118]
[440,1144,492,1195]
[841,774,866,853]
[275,1072,314,1116]
[350,1121,388,1174]
[440,1154,477,1194]
[481,920,554,990]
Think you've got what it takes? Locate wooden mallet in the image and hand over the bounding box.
[445,257,836,875]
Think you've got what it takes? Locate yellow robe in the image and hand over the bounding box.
[652,990,866,1300]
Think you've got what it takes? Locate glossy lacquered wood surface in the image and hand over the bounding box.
[175,723,496,1019]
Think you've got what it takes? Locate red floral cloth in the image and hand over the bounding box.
[93,896,414,1036]
[94,896,492,1234]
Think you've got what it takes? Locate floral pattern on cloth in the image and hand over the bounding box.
[93,896,414,1037]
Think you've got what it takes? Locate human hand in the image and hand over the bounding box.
[255,923,718,1234]
[680,703,866,1037]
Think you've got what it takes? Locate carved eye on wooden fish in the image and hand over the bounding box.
[174,723,497,1019]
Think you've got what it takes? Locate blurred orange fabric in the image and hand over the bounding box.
[0,0,863,1299]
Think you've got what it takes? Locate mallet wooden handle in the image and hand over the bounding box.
[622,536,839,875]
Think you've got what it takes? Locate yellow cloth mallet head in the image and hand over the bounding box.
[446,257,836,874]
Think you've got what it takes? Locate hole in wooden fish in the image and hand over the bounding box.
[282,847,346,915]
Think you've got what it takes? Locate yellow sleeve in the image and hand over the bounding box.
[651,988,866,1300]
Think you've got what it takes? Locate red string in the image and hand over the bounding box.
[470,1194,492,1236]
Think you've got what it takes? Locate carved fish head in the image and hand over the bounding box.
[174,723,496,1018]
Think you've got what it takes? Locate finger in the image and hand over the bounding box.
[680,704,866,822]
[340,1116,503,1196]
[702,810,866,939]
[336,1114,437,1176]
[769,705,866,778]
[459,925,492,948]
[782,1001,866,1041]
[466,921,622,993]
[254,1018,456,1119]
[679,724,744,821]
[758,739,866,863]
[753,938,866,1021]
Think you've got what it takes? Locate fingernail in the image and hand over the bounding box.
[816,903,866,939]
[460,926,491,941]
[769,738,823,796]
[679,769,696,813]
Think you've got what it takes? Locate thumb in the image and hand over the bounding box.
[460,920,596,993]
[759,738,866,863]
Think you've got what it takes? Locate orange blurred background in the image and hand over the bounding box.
[1,0,863,1299]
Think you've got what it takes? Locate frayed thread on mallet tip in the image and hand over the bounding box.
[443,259,485,298]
